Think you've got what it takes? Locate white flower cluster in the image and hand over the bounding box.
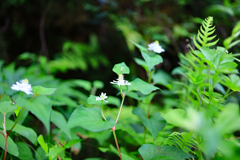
[110,74,131,86]
[148,41,165,53]
[11,79,33,95]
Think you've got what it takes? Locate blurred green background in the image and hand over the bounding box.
[1,0,240,81]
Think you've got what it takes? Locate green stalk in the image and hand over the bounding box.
[198,67,210,110]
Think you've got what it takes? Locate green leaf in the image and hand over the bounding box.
[141,51,163,71]
[51,110,71,137]
[48,147,65,159]
[122,153,135,160]
[153,70,172,88]
[138,144,194,160]
[16,142,34,160]
[200,47,222,69]
[67,105,116,132]
[132,107,166,140]
[128,78,159,94]
[130,40,148,52]
[93,80,104,89]
[0,101,17,115]
[0,118,38,145]
[32,85,57,96]
[112,62,130,75]
[0,135,19,156]
[87,95,107,106]
[35,146,48,160]
[65,139,83,149]
[38,135,48,154]
[215,103,240,135]
[134,58,148,71]
[15,96,52,134]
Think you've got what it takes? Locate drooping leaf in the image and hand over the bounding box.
[112,62,130,75]
[67,105,116,132]
[51,110,71,137]
[0,101,17,115]
[128,78,159,94]
[16,142,34,160]
[141,51,163,71]
[138,144,194,160]
[15,96,52,134]
[0,117,38,145]
[32,85,57,96]
[133,107,166,140]
[0,135,19,156]
[134,58,148,71]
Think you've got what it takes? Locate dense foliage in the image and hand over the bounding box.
[1,0,240,160]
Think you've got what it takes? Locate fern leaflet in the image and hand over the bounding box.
[193,16,219,50]
[168,132,197,154]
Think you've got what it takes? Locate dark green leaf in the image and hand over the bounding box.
[138,144,194,160]
[0,135,19,156]
[16,142,34,160]
[133,107,166,140]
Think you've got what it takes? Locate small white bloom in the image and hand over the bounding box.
[110,74,131,86]
[148,41,165,53]
[11,79,33,95]
[96,92,108,102]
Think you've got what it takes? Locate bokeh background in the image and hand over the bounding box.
[1,0,240,159]
[1,0,240,81]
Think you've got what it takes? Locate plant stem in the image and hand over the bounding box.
[3,114,8,160]
[198,67,210,110]
[112,129,122,160]
[115,96,125,124]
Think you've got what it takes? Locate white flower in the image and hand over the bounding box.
[110,74,131,86]
[96,92,108,102]
[11,79,33,95]
[148,41,165,53]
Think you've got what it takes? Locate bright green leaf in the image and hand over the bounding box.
[122,153,135,160]
[128,78,159,95]
[67,105,116,132]
[133,107,166,140]
[112,62,130,75]
[38,135,48,154]
[48,147,65,159]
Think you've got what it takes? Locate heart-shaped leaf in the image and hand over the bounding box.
[141,51,163,71]
[133,107,166,140]
[67,105,116,132]
[112,62,130,75]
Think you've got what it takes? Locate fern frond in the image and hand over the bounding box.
[168,132,197,154]
[193,16,219,50]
